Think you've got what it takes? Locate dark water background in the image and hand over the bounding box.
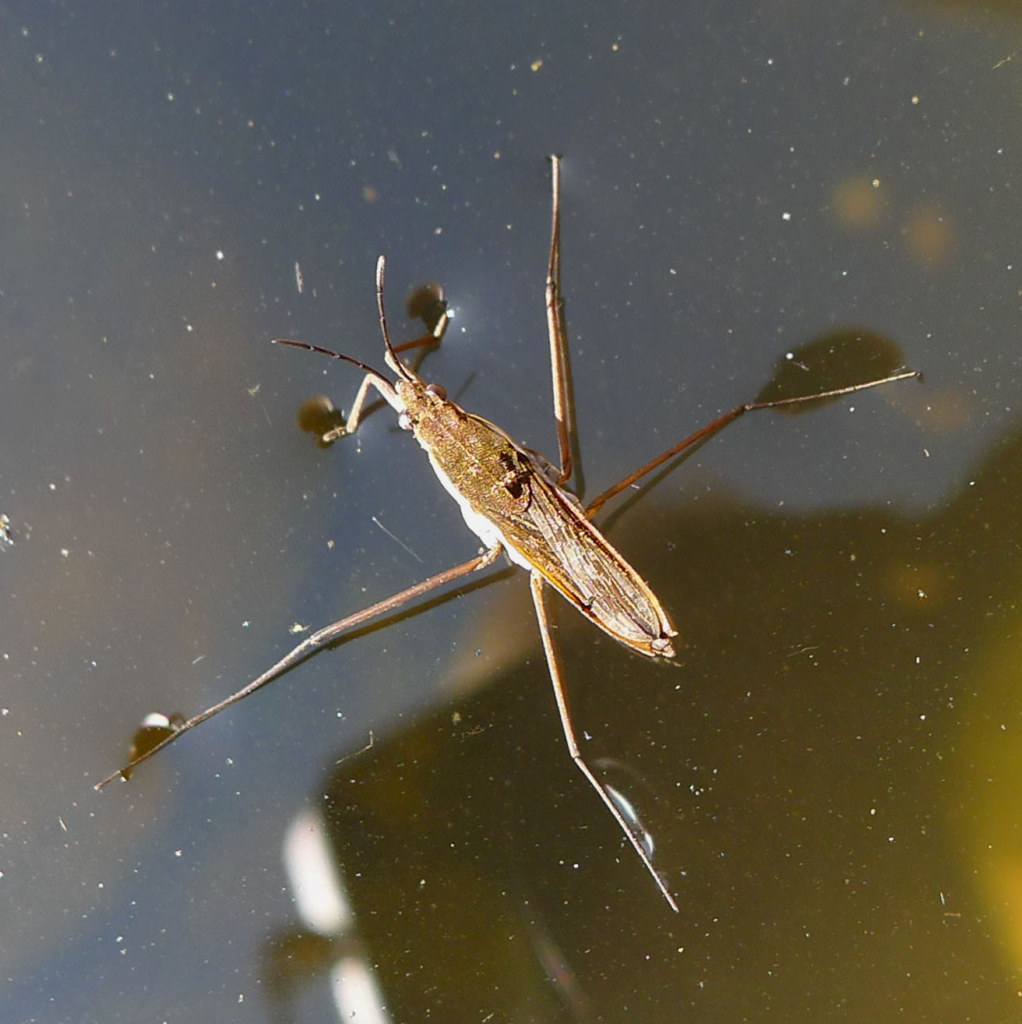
[2,1,1021,1020]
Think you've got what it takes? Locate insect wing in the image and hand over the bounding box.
[508,457,676,658]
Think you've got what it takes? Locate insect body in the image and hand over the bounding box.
[97,156,917,915]
[398,373,677,658]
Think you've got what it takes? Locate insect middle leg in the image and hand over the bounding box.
[583,368,918,517]
[541,157,918,518]
[544,154,574,486]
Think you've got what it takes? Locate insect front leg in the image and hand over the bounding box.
[528,571,680,913]
[273,338,408,444]
[321,371,386,442]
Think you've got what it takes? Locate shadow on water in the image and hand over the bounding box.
[257,404,1022,1021]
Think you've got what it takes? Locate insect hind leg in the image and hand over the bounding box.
[529,570,680,913]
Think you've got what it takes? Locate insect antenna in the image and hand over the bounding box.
[271,338,391,385]
[375,255,417,383]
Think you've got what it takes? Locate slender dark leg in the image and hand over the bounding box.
[585,370,920,517]
[95,546,503,789]
[529,570,680,913]
[545,155,575,485]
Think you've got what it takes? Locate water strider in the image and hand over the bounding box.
[96,156,918,912]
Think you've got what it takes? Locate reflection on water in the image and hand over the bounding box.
[753,330,908,411]
[257,409,1022,1021]
[117,712,185,782]
[596,758,662,862]
[403,282,449,340]
[5,0,1020,1019]
[0,513,14,549]
[296,394,346,444]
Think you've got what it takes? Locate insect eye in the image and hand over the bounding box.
[426,383,447,400]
